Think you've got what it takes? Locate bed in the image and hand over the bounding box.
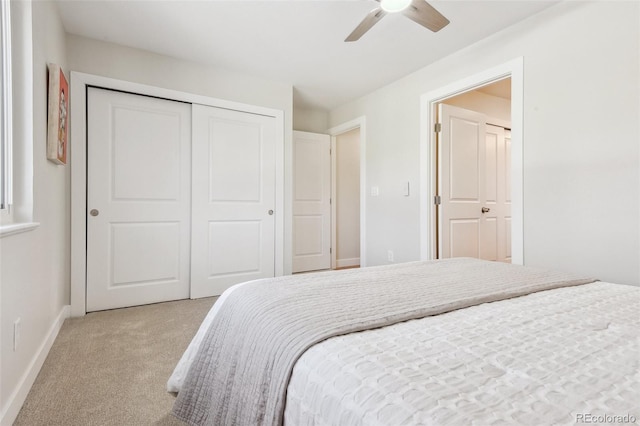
[168,258,640,426]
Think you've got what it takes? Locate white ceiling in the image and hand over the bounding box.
[477,77,511,99]
[56,0,557,111]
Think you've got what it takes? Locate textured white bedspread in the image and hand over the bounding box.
[172,259,596,425]
[285,282,640,426]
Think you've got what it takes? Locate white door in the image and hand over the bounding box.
[292,131,331,273]
[87,88,191,311]
[503,128,512,262]
[438,104,511,262]
[484,125,512,263]
[439,104,486,259]
[191,104,276,298]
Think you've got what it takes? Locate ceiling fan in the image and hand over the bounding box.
[345,0,450,42]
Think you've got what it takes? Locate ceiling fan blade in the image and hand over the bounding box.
[403,0,449,33]
[345,7,387,42]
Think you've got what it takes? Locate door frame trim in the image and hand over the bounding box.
[328,117,366,268]
[419,57,524,265]
[70,72,285,316]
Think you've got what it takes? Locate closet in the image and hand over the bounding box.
[86,87,277,311]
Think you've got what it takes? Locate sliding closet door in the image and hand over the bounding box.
[191,104,276,298]
[86,88,191,311]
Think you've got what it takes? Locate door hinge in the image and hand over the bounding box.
[434,195,441,205]
[330,198,332,205]
[330,247,332,254]
[434,123,442,133]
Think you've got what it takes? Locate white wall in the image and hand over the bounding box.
[293,107,329,134]
[329,1,639,285]
[66,34,294,120]
[1,1,69,423]
[335,128,360,266]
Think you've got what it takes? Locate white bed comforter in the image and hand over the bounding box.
[284,281,640,426]
[167,279,262,394]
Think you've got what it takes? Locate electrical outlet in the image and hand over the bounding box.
[387,250,394,262]
[13,318,21,352]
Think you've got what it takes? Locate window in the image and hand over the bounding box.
[1,0,12,215]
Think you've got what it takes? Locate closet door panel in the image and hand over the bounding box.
[191,104,276,298]
[86,88,191,311]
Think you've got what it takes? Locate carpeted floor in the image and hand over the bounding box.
[14,297,217,426]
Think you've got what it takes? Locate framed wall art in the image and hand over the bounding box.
[47,63,68,165]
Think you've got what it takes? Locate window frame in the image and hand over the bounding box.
[1,0,12,216]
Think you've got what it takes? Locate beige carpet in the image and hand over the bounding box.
[14,297,217,426]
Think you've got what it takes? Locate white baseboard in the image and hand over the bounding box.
[336,257,360,269]
[1,305,70,426]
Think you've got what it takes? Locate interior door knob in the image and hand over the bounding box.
[90,209,99,217]
[268,210,274,215]
[481,207,490,213]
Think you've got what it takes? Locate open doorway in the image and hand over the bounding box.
[435,79,512,262]
[419,58,524,265]
[329,116,366,270]
[332,128,361,270]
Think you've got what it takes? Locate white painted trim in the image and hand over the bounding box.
[328,116,367,267]
[0,221,39,237]
[5,0,34,227]
[70,72,280,118]
[330,135,337,270]
[0,305,70,426]
[70,73,87,317]
[336,257,360,269]
[70,72,285,316]
[274,110,286,278]
[283,123,293,276]
[1,0,13,213]
[419,57,524,265]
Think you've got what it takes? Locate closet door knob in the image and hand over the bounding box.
[481,207,490,213]
[268,210,274,215]
[90,209,100,217]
